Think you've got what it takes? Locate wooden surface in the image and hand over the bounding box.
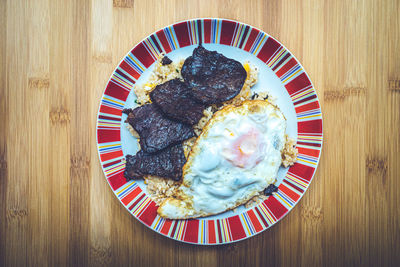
[1,0,399,266]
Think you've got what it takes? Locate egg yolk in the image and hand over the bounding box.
[224,128,264,168]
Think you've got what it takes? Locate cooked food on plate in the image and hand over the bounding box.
[122,44,298,219]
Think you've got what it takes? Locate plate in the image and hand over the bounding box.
[96,18,323,245]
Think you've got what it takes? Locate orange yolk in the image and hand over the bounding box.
[225,128,263,168]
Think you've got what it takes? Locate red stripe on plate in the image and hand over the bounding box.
[131,43,154,68]
[160,219,173,235]
[100,150,123,162]
[243,29,259,52]
[294,101,320,113]
[254,206,269,227]
[121,186,142,205]
[298,119,322,134]
[297,141,321,148]
[276,58,297,78]
[119,60,141,80]
[272,52,290,71]
[173,22,191,47]
[285,73,311,95]
[220,20,236,45]
[207,220,216,244]
[203,19,212,43]
[279,184,300,202]
[289,163,315,182]
[247,210,263,232]
[227,215,246,240]
[156,29,172,53]
[98,114,120,122]
[297,146,320,158]
[256,37,281,63]
[169,221,178,238]
[150,34,162,53]
[264,196,288,220]
[107,172,126,191]
[139,201,158,226]
[103,159,122,168]
[104,81,130,101]
[97,129,120,144]
[216,220,223,243]
[195,19,202,43]
[115,68,134,84]
[238,25,250,48]
[99,105,122,116]
[183,219,199,243]
[294,94,316,106]
[128,193,145,211]
[283,179,305,193]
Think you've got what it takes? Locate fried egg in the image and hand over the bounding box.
[157,100,286,219]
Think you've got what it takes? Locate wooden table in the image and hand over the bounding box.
[1,0,399,266]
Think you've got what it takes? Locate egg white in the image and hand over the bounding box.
[158,100,286,219]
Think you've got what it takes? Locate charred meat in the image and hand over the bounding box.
[181,45,247,104]
[150,79,205,125]
[125,104,195,153]
[161,55,173,65]
[124,144,186,181]
[263,184,279,196]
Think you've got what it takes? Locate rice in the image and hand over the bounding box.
[144,176,181,205]
[282,135,298,167]
[183,137,196,158]
[193,106,214,136]
[244,193,269,208]
[130,55,295,207]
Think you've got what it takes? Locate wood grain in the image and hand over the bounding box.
[1,0,399,266]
